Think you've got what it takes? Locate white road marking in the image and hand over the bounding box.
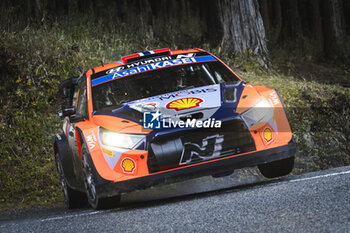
[41,210,105,222]
[289,170,350,183]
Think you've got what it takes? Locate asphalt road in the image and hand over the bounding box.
[1,166,350,233]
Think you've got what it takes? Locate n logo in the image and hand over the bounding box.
[179,134,224,165]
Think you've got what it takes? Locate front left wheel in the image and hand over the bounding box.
[81,144,121,209]
[55,152,87,208]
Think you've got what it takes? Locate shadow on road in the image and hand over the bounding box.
[1,167,287,221]
[116,167,275,211]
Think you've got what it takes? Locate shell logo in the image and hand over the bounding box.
[166,98,203,111]
[121,158,136,173]
[263,127,273,142]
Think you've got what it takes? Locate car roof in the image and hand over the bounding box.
[92,48,206,73]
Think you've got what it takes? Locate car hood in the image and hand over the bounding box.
[127,84,222,119]
[93,82,246,127]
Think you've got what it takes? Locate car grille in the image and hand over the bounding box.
[147,119,256,173]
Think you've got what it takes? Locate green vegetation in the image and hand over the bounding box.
[0,16,349,210]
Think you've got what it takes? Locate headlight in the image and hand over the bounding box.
[99,128,145,149]
[241,98,274,129]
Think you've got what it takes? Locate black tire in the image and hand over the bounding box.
[81,144,121,209]
[258,156,295,178]
[55,152,88,208]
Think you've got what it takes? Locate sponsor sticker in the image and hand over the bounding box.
[263,127,273,143]
[269,92,280,105]
[106,66,125,74]
[153,88,217,101]
[121,158,136,173]
[91,55,217,86]
[86,130,97,150]
[131,102,159,112]
[179,134,224,165]
[102,147,113,157]
[166,97,203,111]
[126,56,172,69]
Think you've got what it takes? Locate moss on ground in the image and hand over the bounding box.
[0,17,349,210]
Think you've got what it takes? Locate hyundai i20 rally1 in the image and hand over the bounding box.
[53,48,296,209]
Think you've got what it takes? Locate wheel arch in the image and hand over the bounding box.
[75,127,112,186]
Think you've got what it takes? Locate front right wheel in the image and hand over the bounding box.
[81,144,121,209]
[258,156,295,178]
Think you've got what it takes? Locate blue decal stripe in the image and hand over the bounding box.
[92,55,217,87]
[193,56,216,63]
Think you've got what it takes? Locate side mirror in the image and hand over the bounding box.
[62,87,69,98]
[58,107,76,118]
[58,76,79,99]
[69,114,85,123]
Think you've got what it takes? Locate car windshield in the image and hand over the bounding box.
[92,61,240,111]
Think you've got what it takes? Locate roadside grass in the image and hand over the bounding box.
[0,17,349,210]
[0,18,137,210]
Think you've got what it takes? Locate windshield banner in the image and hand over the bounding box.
[91,55,217,87]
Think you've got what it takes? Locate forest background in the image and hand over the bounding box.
[0,0,349,209]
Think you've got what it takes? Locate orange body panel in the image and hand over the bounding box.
[171,49,201,55]
[114,150,150,177]
[75,120,126,181]
[92,115,150,135]
[235,84,292,151]
[257,87,292,146]
[236,84,261,114]
[75,116,151,182]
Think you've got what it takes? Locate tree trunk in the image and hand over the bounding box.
[321,0,346,60]
[34,0,42,18]
[270,0,282,44]
[217,0,268,66]
[281,0,302,41]
[202,0,222,47]
[310,0,324,58]
[344,0,350,35]
[140,0,154,41]
[258,0,270,34]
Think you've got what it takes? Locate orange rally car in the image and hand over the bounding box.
[53,48,296,209]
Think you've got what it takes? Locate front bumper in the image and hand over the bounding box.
[97,140,296,198]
